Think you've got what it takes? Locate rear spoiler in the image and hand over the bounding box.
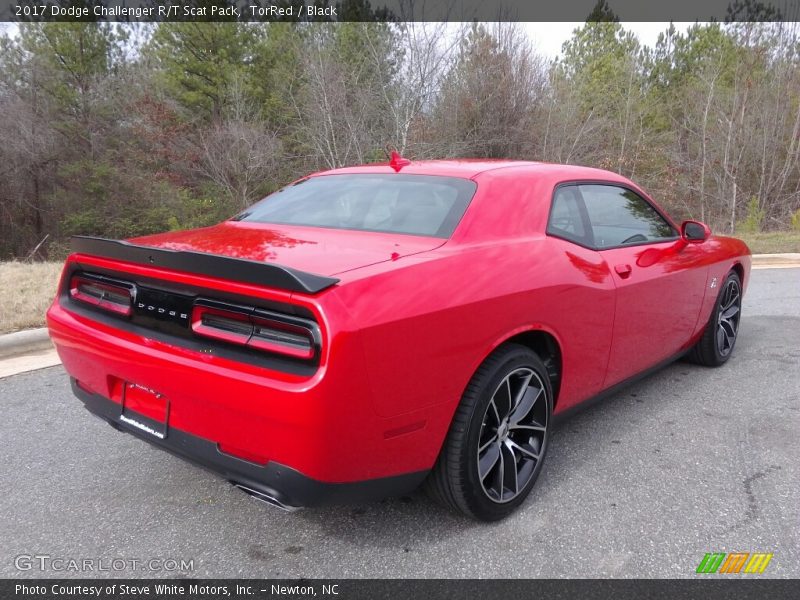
[71,236,340,294]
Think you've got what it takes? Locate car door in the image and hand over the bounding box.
[545,185,616,404]
[576,184,709,388]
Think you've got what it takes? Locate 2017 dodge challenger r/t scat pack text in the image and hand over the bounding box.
[47,155,751,520]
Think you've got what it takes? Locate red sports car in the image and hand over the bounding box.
[47,156,751,520]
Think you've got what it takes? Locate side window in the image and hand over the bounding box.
[579,185,677,249]
[547,186,592,247]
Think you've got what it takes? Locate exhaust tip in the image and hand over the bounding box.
[232,482,300,512]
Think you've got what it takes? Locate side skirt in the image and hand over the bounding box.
[553,349,690,425]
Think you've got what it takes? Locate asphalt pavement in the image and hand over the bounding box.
[1,268,798,578]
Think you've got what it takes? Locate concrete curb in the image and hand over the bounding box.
[0,328,53,360]
[751,253,800,268]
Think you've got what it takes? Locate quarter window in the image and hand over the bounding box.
[547,186,591,247]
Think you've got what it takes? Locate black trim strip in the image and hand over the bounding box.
[71,236,340,294]
[553,348,689,425]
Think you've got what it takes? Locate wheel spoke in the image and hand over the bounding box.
[495,378,513,416]
[721,286,731,308]
[722,327,733,351]
[509,422,546,433]
[722,304,739,320]
[511,370,534,412]
[478,435,498,453]
[720,319,736,338]
[509,385,541,426]
[507,438,540,461]
[478,441,501,481]
[501,442,518,496]
[494,445,505,497]
[489,399,501,427]
[723,288,740,310]
[716,324,726,350]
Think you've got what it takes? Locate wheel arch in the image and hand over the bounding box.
[731,261,745,283]
[488,328,563,408]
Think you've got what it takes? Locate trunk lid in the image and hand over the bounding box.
[130,221,444,277]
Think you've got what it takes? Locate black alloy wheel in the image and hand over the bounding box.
[426,344,553,521]
[688,270,742,366]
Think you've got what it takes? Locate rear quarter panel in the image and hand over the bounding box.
[331,239,616,421]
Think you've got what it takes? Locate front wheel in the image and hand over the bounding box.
[425,344,552,521]
[688,270,742,366]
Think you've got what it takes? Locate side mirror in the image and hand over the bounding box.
[681,220,711,244]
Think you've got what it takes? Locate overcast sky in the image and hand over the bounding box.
[0,22,691,59]
[524,22,692,57]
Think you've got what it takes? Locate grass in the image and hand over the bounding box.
[735,231,800,254]
[0,261,62,334]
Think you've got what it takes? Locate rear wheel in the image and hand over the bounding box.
[688,270,742,366]
[426,344,552,521]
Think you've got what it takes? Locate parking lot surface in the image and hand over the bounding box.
[1,268,798,578]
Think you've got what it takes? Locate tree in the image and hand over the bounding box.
[287,21,400,168]
[550,21,647,175]
[1,21,799,259]
[0,22,127,257]
[146,22,256,121]
[431,23,547,158]
[586,0,619,22]
[196,77,282,210]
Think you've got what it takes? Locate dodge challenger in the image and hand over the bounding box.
[46,155,751,521]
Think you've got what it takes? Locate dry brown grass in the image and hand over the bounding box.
[0,261,63,334]
[736,231,800,254]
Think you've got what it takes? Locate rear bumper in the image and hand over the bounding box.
[73,379,427,508]
[45,277,456,510]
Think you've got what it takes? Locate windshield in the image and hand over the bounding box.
[234,174,477,238]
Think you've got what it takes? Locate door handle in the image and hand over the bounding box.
[614,264,632,278]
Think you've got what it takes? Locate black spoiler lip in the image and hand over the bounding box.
[70,236,340,295]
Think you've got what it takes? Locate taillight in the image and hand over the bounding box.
[70,274,134,317]
[249,313,318,359]
[191,305,252,345]
[191,301,319,360]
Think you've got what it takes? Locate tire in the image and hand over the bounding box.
[425,344,553,521]
[688,270,742,367]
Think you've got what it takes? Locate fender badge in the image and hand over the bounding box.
[710,277,718,289]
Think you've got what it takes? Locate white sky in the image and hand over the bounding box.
[524,22,694,57]
[0,22,691,59]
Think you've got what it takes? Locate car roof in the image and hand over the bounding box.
[309,159,629,183]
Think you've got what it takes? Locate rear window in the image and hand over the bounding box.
[234,174,477,238]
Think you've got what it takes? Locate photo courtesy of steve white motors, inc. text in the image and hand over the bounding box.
[12,3,338,18]
[15,583,340,597]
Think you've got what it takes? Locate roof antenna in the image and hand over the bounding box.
[385,144,411,172]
